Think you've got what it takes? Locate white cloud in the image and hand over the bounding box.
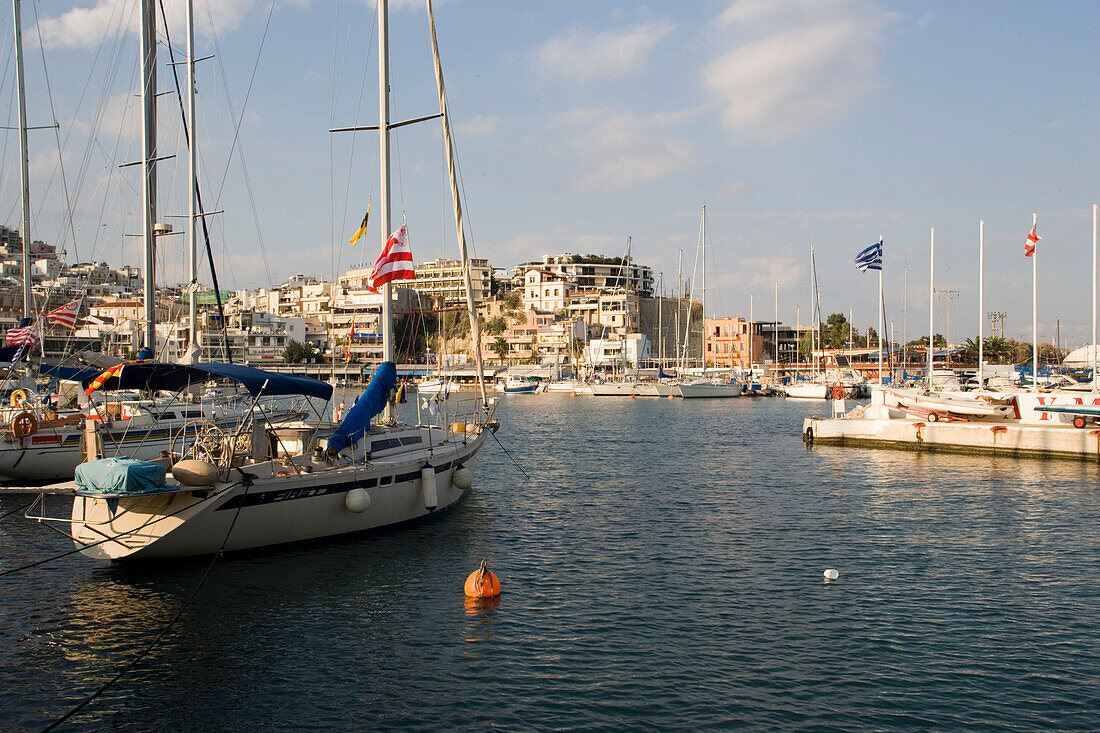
[34,0,261,50]
[702,0,896,143]
[555,108,696,192]
[535,20,674,82]
[455,115,501,139]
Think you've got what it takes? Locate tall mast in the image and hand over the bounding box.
[427,0,488,411]
[701,205,706,373]
[809,243,817,378]
[978,221,984,391]
[1093,204,1097,392]
[1031,213,1039,392]
[657,272,663,365]
[928,227,934,390]
[378,0,393,419]
[141,0,157,353]
[186,0,198,356]
[12,0,32,318]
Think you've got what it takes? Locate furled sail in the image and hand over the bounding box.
[327,361,397,453]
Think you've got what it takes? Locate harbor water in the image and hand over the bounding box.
[1,396,1098,730]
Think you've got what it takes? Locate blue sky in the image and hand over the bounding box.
[3,0,1100,347]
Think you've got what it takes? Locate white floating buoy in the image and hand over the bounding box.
[824,568,839,580]
[345,487,370,513]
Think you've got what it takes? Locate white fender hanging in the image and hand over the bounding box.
[420,463,438,511]
[345,487,371,513]
[451,465,473,491]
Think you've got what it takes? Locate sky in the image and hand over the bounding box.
[2,0,1100,347]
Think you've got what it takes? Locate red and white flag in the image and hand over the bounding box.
[45,300,80,328]
[1025,222,1040,257]
[4,321,39,346]
[367,225,415,293]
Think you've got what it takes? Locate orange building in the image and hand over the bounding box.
[704,317,754,369]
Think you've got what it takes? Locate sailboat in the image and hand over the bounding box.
[785,244,829,399]
[678,205,742,399]
[0,0,297,482]
[30,0,497,560]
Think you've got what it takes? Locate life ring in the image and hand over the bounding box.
[831,383,844,400]
[9,389,27,407]
[11,411,38,438]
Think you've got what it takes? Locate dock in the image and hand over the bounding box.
[803,388,1100,462]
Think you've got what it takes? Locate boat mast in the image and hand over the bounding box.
[186,0,198,357]
[978,220,984,391]
[378,0,394,420]
[809,242,817,380]
[657,272,663,367]
[426,0,488,411]
[928,227,934,390]
[701,205,706,375]
[141,0,157,353]
[12,0,32,318]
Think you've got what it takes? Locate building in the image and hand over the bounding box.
[512,253,654,298]
[410,257,492,306]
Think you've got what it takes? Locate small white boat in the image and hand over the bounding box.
[545,380,593,395]
[678,378,743,399]
[784,382,829,400]
[890,388,1013,419]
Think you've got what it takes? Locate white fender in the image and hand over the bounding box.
[345,487,371,512]
[451,466,473,491]
[421,464,438,511]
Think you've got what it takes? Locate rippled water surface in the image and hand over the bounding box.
[2,396,1099,731]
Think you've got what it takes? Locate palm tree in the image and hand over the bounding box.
[491,336,509,364]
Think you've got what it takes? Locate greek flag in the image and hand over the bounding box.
[855,238,883,272]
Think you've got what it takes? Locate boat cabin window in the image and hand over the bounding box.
[380,476,392,486]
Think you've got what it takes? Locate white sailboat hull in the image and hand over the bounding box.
[785,383,829,400]
[678,380,743,398]
[69,431,486,560]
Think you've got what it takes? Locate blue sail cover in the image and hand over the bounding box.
[40,361,333,400]
[327,361,396,453]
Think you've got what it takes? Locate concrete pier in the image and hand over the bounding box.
[803,387,1100,462]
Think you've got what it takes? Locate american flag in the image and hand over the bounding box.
[4,320,39,346]
[367,225,415,293]
[45,300,80,328]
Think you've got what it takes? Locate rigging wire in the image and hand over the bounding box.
[202,0,277,289]
[29,0,80,262]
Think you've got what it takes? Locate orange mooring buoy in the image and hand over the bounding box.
[464,559,501,599]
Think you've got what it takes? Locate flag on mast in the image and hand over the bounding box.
[348,200,371,246]
[1025,220,1040,257]
[367,224,415,293]
[45,300,80,328]
[4,318,38,346]
[855,237,883,271]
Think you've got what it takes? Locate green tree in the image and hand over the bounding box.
[486,315,507,336]
[491,336,509,364]
[282,340,316,363]
[502,290,522,310]
[570,336,585,363]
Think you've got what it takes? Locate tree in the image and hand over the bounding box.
[486,316,507,336]
[570,336,585,363]
[502,290,521,310]
[282,340,316,363]
[491,336,509,364]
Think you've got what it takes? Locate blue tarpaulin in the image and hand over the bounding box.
[327,361,396,454]
[75,457,167,495]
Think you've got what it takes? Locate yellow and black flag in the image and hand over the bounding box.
[349,200,371,245]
